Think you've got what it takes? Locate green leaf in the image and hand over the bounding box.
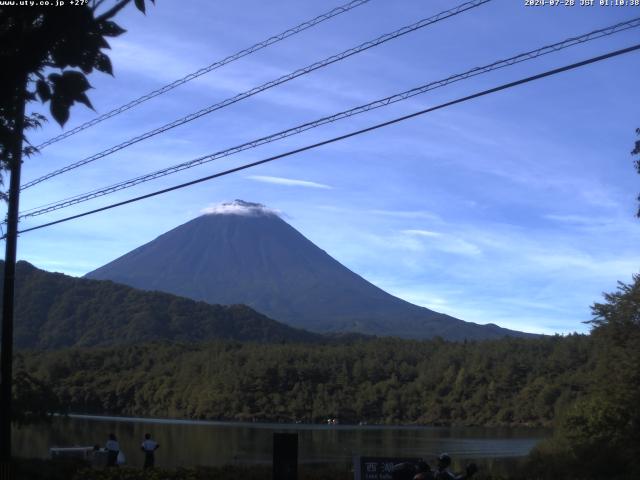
[94,52,113,76]
[47,73,62,83]
[50,100,70,127]
[78,53,95,75]
[99,20,126,37]
[97,35,111,50]
[61,70,91,93]
[76,92,95,111]
[134,0,146,14]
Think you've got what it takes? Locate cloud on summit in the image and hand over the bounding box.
[200,200,281,217]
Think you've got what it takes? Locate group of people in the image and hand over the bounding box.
[393,453,478,480]
[102,432,160,469]
[100,435,472,477]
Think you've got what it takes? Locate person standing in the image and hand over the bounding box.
[434,453,477,480]
[105,433,119,467]
[141,433,160,469]
[414,461,435,480]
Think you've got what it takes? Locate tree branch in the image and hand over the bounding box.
[92,0,107,11]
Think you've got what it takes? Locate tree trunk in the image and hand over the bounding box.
[0,69,27,476]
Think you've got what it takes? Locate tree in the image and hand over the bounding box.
[12,368,63,425]
[1,0,155,170]
[539,132,640,478]
[0,0,154,471]
[633,128,640,217]
[590,274,640,330]
[534,275,640,479]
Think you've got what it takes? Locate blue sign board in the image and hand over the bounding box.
[353,456,421,480]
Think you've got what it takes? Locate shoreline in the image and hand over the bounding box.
[62,413,552,435]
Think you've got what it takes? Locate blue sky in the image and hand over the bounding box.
[7,0,640,334]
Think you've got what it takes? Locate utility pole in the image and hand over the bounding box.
[0,68,27,478]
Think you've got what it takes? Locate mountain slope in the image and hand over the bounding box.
[86,201,529,340]
[0,260,322,349]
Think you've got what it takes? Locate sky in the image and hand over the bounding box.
[5,0,640,335]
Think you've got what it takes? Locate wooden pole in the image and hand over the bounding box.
[0,69,27,476]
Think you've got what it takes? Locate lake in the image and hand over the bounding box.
[13,414,549,472]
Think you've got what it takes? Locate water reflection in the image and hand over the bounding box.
[13,415,549,469]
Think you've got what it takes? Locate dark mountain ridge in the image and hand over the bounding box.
[86,200,531,340]
[0,260,322,349]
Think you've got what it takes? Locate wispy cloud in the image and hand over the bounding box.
[370,209,440,220]
[544,214,600,225]
[402,229,442,238]
[402,229,482,257]
[542,213,635,230]
[247,175,332,189]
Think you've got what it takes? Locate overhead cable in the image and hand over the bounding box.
[19,17,640,220]
[22,0,492,190]
[34,0,373,150]
[11,42,640,238]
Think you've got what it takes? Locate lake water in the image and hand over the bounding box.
[13,414,549,471]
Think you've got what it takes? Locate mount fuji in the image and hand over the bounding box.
[86,200,529,340]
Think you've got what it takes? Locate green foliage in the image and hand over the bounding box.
[19,334,593,426]
[12,461,527,480]
[14,457,88,480]
[12,365,63,424]
[633,128,640,217]
[13,462,357,480]
[72,465,272,480]
[1,261,320,349]
[590,273,640,329]
[0,0,153,179]
[524,275,640,479]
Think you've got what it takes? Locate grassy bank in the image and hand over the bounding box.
[12,459,526,480]
[12,450,640,480]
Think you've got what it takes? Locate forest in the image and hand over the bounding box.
[13,273,640,479]
[18,334,591,426]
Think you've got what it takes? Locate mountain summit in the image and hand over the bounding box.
[200,199,280,217]
[86,201,528,340]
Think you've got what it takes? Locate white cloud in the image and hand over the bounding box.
[200,200,280,216]
[370,209,440,220]
[109,37,201,84]
[402,229,442,238]
[542,213,637,231]
[247,175,332,189]
[544,214,600,225]
[402,229,482,257]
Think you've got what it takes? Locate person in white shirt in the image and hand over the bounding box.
[141,433,160,469]
[105,433,119,467]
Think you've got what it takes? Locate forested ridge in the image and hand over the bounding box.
[18,334,592,426]
[0,260,322,348]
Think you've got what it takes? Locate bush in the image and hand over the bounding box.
[15,457,88,480]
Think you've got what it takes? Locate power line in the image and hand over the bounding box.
[21,0,492,190]
[34,0,373,150]
[11,43,640,239]
[18,17,640,220]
